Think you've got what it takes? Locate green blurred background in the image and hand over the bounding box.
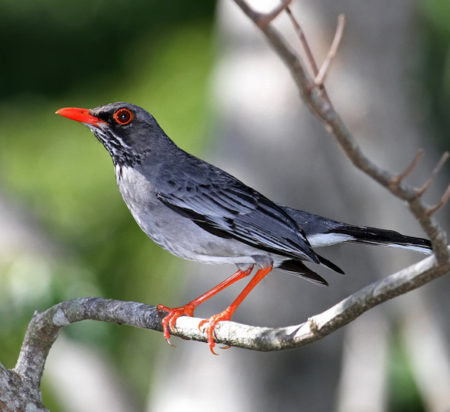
[0,0,216,408]
[0,0,448,411]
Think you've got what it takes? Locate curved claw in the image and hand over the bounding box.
[199,309,232,354]
[198,318,208,332]
[157,303,195,345]
[165,337,175,347]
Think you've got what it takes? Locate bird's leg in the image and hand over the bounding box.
[199,265,273,354]
[157,265,254,345]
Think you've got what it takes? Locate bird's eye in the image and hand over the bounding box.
[113,108,133,125]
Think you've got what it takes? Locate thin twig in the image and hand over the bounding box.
[285,6,319,76]
[314,14,346,87]
[415,152,450,197]
[426,185,450,216]
[390,149,425,186]
[285,6,332,104]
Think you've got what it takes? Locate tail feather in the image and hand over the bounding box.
[282,206,431,253]
[278,253,344,287]
[278,260,329,286]
[278,206,432,288]
[333,225,432,253]
[316,254,345,274]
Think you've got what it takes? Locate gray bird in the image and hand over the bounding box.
[56,102,431,353]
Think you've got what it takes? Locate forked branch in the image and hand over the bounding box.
[390,149,425,186]
[314,13,346,87]
[233,0,449,264]
[415,152,449,197]
[234,0,292,28]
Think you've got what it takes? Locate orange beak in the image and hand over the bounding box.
[56,107,105,127]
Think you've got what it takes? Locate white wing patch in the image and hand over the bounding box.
[307,233,355,247]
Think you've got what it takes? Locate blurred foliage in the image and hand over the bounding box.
[387,335,425,412]
[0,0,215,98]
[0,0,216,407]
[418,0,450,150]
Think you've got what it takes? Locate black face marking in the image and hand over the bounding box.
[87,102,173,167]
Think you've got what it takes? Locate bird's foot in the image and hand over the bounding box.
[198,308,232,355]
[157,303,196,345]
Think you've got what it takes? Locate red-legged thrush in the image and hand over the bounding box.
[57,102,431,353]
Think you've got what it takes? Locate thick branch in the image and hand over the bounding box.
[0,363,48,411]
[14,299,162,388]
[172,253,449,350]
[12,251,449,392]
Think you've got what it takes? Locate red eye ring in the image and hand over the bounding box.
[113,108,133,125]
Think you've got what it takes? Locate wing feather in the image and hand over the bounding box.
[156,163,319,263]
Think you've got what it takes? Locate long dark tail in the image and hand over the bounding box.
[278,206,431,287]
[330,225,432,252]
[282,206,432,253]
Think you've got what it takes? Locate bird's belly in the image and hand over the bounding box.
[120,198,258,265]
[117,167,272,266]
[133,205,258,264]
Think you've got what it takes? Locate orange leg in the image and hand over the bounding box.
[199,265,273,354]
[157,265,254,345]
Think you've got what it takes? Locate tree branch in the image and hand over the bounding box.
[4,246,448,408]
[390,149,425,185]
[10,250,449,387]
[172,252,449,351]
[314,14,346,87]
[233,0,292,28]
[14,299,162,387]
[233,0,449,264]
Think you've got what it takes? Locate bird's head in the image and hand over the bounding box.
[57,102,171,166]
